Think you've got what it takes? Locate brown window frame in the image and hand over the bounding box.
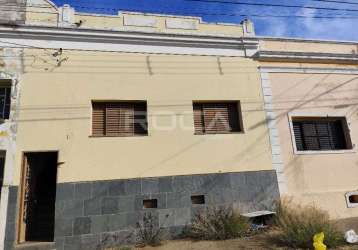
[193,101,243,135]
[292,116,352,151]
[91,101,148,137]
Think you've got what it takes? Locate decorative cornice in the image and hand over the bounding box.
[255,51,358,64]
[0,25,259,57]
[258,36,358,45]
[259,66,358,74]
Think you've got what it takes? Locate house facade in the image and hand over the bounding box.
[255,39,358,219]
[0,1,280,249]
[1,0,358,249]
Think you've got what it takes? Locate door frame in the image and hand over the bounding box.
[17,151,59,244]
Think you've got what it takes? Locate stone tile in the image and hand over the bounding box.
[172,175,193,193]
[81,234,100,250]
[4,222,16,241]
[74,217,91,235]
[246,171,280,206]
[231,188,242,202]
[54,237,65,250]
[158,209,175,228]
[166,192,191,209]
[101,197,119,215]
[90,214,126,234]
[118,195,135,213]
[64,236,81,250]
[84,197,101,216]
[75,182,92,200]
[100,230,136,248]
[192,174,216,193]
[56,199,84,219]
[233,201,248,213]
[125,178,141,195]
[56,183,75,201]
[6,202,17,224]
[174,207,191,226]
[207,188,233,205]
[55,218,73,237]
[91,215,111,234]
[125,211,142,229]
[92,181,109,198]
[141,178,159,194]
[8,186,18,205]
[159,177,173,193]
[4,241,13,250]
[245,171,261,187]
[108,180,125,196]
[230,172,247,189]
[169,225,185,239]
[210,174,231,190]
[107,214,127,231]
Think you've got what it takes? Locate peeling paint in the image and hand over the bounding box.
[0,47,23,250]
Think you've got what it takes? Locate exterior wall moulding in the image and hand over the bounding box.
[123,15,158,28]
[255,51,358,64]
[0,26,260,57]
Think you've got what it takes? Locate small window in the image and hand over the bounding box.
[92,101,148,137]
[143,199,157,209]
[349,195,358,204]
[292,117,352,151]
[193,101,242,134]
[346,191,358,208]
[191,195,205,205]
[0,81,11,120]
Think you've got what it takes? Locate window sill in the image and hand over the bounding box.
[294,148,357,155]
[89,135,148,138]
[194,132,244,135]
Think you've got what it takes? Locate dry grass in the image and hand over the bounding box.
[186,207,250,240]
[275,200,344,249]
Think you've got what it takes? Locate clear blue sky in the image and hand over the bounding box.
[53,0,358,41]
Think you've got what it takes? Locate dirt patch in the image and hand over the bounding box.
[133,231,358,250]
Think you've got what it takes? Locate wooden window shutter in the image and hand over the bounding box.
[193,103,204,134]
[292,122,304,151]
[92,102,147,137]
[193,102,241,134]
[92,103,106,136]
[203,103,229,133]
[118,103,134,136]
[292,118,349,151]
[328,121,346,149]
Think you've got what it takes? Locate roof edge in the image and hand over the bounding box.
[258,36,358,45]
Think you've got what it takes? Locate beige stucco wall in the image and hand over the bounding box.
[259,39,358,55]
[26,0,245,37]
[259,39,358,218]
[11,49,272,185]
[270,72,358,219]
